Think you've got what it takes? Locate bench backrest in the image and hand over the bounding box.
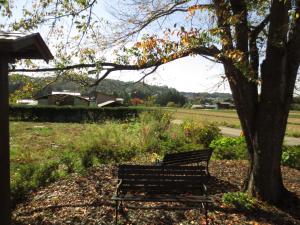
[162,149,213,166]
[118,165,207,194]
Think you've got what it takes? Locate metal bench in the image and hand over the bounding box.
[112,165,212,224]
[161,149,213,176]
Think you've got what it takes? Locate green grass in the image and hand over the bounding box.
[10,111,218,206]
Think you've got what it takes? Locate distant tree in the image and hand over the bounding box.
[166,101,178,107]
[130,98,144,106]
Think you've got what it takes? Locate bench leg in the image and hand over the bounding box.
[115,200,118,225]
[204,202,208,225]
[200,202,209,225]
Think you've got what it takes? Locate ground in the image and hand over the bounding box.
[12,160,300,225]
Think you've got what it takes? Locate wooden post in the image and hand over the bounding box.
[0,55,11,225]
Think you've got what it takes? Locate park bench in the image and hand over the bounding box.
[112,165,212,224]
[160,149,213,176]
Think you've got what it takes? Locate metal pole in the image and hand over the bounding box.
[0,55,11,225]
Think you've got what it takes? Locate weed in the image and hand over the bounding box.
[222,192,256,211]
[210,137,247,160]
[282,146,300,170]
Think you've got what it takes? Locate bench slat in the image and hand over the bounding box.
[119,174,207,180]
[112,194,212,203]
[164,149,212,157]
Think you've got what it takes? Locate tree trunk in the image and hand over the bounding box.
[221,0,300,204]
[244,100,288,203]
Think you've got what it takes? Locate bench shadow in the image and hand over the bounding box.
[206,176,240,195]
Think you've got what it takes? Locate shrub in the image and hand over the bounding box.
[139,110,173,152]
[11,164,37,206]
[222,192,256,211]
[210,136,247,160]
[183,122,221,147]
[197,123,221,147]
[9,105,148,122]
[33,161,60,187]
[60,151,80,173]
[282,146,300,170]
[166,101,178,107]
[11,161,61,208]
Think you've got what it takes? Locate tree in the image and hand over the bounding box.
[5,0,300,204]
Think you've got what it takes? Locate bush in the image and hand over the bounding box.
[139,110,173,152]
[222,192,256,211]
[210,136,247,160]
[290,103,300,111]
[11,164,37,206]
[166,101,178,107]
[183,122,221,147]
[11,161,61,208]
[282,146,300,170]
[33,161,60,187]
[9,105,149,122]
[197,123,221,147]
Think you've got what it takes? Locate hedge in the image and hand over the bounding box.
[9,105,151,122]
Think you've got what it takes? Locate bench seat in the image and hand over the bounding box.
[112,164,212,224]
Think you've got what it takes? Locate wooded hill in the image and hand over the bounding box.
[9,74,232,106]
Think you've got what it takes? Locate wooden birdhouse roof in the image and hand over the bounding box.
[0,31,53,62]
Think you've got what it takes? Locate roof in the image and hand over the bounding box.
[36,94,90,102]
[0,31,53,62]
[97,100,116,107]
[52,91,81,96]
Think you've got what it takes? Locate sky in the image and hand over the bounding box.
[3,0,230,93]
[109,55,229,93]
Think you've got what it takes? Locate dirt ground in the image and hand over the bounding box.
[12,160,300,225]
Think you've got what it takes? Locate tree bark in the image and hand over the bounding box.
[227,0,300,204]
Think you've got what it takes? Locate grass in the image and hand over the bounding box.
[165,108,300,137]
[10,111,217,206]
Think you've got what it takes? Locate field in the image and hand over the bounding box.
[165,108,300,137]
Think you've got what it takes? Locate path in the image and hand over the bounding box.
[171,120,300,146]
[219,126,300,146]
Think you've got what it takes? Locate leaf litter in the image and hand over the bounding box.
[12,161,300,225]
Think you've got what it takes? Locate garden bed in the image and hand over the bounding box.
[12,160,300,225]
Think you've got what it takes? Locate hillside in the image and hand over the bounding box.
[8,74,232,106]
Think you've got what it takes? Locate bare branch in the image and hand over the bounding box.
[250,14,270,40]
[135,65,159,83]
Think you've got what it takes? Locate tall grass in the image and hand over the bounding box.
[11,111,219,207]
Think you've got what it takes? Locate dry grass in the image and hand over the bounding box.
[165,108,300,137]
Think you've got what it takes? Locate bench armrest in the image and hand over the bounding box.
[202,183,208,196]
[155,159,163,166]
[116,179,123,196]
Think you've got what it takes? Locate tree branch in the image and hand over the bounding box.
[10,45,221,86]
[135,65,159,84]
[250,14,270,40]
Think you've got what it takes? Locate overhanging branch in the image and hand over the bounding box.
[10,45,221,86]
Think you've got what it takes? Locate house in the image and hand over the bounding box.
[89,92,124,107]
[191,104,204,109]
[216,102,235,109]
[36,94,90,106]
[51,91,81,96]
[97,100,123,107]
[16,99,38,105]
[204,104,218,109]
